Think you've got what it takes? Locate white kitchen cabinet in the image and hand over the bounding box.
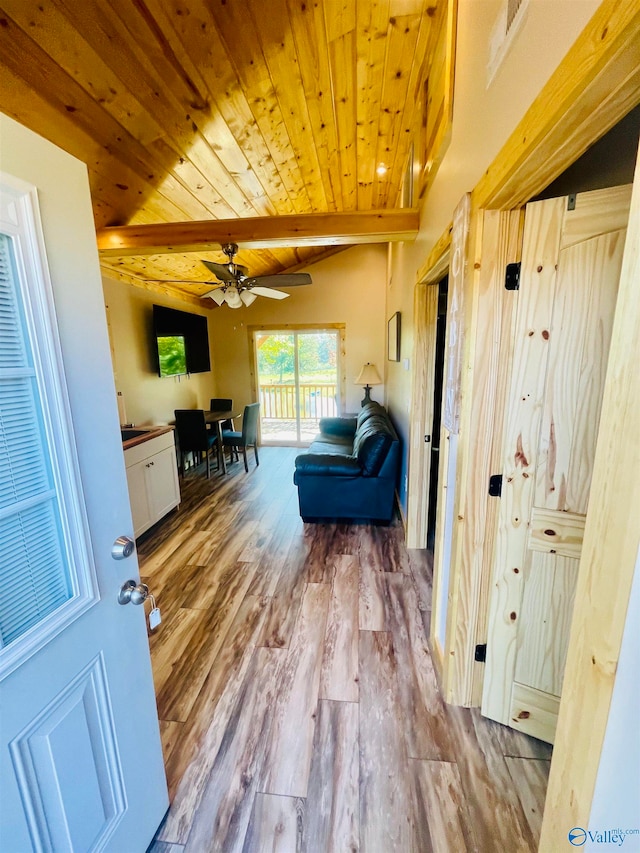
[124,429,180,537]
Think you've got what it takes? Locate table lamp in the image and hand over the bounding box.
[355,362,382,407]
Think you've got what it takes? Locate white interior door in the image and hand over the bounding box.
[482,185,632,744]
[0,153,167,847]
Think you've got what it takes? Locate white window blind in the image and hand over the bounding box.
[0,233,71,647]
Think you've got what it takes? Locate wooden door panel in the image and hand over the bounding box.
[536,230,627,512]
[564,231,627,509]
[560,185,632,250]
[514,552,578,697]
[528,507,585,559]
[534,238,592,513]
[483,185,631,743]
[480,196,564,726]
[510,682,560,744]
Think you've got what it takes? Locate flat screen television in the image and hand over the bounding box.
[153,304,211,377]
[157,334,187,377]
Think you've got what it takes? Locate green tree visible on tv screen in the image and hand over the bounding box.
[158,335,187,376]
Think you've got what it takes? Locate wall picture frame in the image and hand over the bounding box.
[388,312,401,361]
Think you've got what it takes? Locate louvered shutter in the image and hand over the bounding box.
[0,233,71,647]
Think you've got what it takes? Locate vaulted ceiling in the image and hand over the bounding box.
[0,0,445,304]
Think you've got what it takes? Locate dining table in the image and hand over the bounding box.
[204,409,239,475]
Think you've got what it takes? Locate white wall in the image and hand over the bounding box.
[386,0,601,511]
[587,546,640,847]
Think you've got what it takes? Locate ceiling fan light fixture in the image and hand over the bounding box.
[194,245,312,306]
[224,286,242,308]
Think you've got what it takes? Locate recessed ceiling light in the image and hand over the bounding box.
[376,163,387,177]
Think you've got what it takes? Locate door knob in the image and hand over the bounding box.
[111,535,135,560]
[118,580,149,605]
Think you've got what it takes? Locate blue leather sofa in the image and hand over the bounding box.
[293,402,400,522]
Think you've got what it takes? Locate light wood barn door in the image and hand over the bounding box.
[481,185,632,744]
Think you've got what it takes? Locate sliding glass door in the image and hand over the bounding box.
[254,329,340,445]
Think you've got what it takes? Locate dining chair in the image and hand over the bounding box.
[174,409,218,478]
[222,402,260,472]
[209,397,234,431]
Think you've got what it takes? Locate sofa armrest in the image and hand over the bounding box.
[318,417,357,438]
[294,453,361,477]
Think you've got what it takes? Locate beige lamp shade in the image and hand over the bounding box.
[355,362,382,407]
[355,362,382,385]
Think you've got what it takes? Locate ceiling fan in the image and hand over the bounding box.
[151,243,312,308]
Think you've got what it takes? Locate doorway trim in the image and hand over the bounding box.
[406,239,450,549]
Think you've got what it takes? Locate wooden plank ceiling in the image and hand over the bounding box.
[0,0,439,304]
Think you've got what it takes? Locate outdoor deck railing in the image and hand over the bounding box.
[259,383,337,420]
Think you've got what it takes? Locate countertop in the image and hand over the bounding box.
[121,425,174,451]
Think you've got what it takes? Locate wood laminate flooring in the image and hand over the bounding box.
[139,447,552,852]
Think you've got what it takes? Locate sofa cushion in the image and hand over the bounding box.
[294,454,361,477]
[356,401,385,429]
[353,415,394,477]
[318,416,357,438]
[308,437,353,456]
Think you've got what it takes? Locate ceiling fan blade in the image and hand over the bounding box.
[201,259,235,281]
[201,259,249,279]
[247,273,312,288]
[250,286,290,300]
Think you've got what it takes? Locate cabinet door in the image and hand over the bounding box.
[125,460,152,538]
[145,445,180,521]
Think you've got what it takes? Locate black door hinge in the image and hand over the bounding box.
[475,643,487,663]
[505,262,521,291]
[488,474,503,497]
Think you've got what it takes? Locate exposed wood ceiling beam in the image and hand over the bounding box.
[99,264,212,309]
[96,210,420,256]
